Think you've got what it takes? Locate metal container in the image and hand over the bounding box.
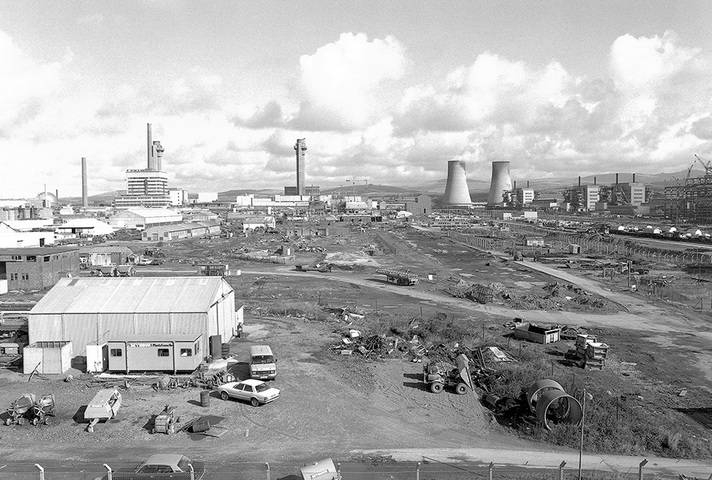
[200,390,210,407]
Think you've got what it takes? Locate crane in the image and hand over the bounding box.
[694,154,712,177]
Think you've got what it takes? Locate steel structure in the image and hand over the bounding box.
[664,155,712,224]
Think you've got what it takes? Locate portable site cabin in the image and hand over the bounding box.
[107,334,203,374]
[28,277,238,371]
[514,323,561,344]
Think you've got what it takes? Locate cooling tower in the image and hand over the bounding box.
[487,161,512,205]
[81,157,88,208]
[443,160,472,206]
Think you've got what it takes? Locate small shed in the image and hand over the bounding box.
[0,342,22,356]
[514,323,561,344]
[107,334,203,374]
[86,342,109,373]
[23,341,73,374]
[523,236,545,247]
[568,243,581,254]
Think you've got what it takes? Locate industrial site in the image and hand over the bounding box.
[2,3,712,479]
[1,120,712,480]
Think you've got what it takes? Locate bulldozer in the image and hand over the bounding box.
[422,354,472,394]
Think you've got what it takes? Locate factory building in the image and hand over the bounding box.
[404,195,432,216]
[28,277,240,369]
[0,247,79,292]
[109,208,182,230]
[141,222,221,242]
[114,124,171,208]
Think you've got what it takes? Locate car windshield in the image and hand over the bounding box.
[253,355,273,364]
[177,456,191,472]
[255,383,270,393]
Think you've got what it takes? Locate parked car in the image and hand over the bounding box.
[98,454,205,480]
[216,379,280,407]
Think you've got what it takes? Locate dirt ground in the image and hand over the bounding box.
[2,224,712,469]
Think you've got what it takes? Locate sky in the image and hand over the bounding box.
[1,0,712,199]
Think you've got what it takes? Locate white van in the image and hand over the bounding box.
[249,345,277,380]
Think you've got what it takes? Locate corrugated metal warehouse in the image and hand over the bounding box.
[28,277,238,367]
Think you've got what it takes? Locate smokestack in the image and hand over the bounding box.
[594,176,597,185]
[487,161,513,206]
[81,157,88,208]
[633,173,636,183]
[578,176,581,187]
[44,183,47,208]
[147,123,155,170]
[443,160,472,206]
[513,180,517,190]
[294,138,307,196]
[153,141,164,171]
[55,189,59,201]
[616,173,619,185]
[526,181,530,188]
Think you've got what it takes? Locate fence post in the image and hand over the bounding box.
[559,461,566,480]
[416,461,420,480]
[35,464,45,480]
[488,462,494,480]
[104,464,113,480]
[638,459,648,480]
[265,462,271,480]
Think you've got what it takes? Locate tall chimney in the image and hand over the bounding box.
[616,173,619,185]
[153,141,164,171]
[578,176,581,187]
[81,157,88,208]
[443,160,472,206]
[513,180,517,190]
[147,123,155,170]
[526,181,530,188]
[44,184,47,208]
[633,173,636,183]
[55,189,59,201]
[594,176,597,185]
[487,161,513,206]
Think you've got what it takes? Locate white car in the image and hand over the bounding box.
[216,379,280,407]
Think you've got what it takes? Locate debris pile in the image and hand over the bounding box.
[574,334,609,370]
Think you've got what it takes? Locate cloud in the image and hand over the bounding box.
[290,32,405,131]
[691,117,712,140]
[232,100,284,129]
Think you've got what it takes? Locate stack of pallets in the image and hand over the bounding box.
[575,334,609,370]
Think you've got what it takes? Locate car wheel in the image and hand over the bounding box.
[430,382,444,394]
[250,398,260,407]
[220,391,229,401]
[456,383,467,395]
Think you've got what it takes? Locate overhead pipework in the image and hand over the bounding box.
[443,160,472,206]
[487,161,512,206]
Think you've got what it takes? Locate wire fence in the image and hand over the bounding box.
[0,459,672,480]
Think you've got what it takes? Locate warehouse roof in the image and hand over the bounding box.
[30,277,233,314]
[144,222,220,235]
[0,247,79,256]
[121,209,182,218]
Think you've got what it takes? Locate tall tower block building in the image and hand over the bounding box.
[487,161,512,206]
[294,138,307,196]
[443,160,472,206]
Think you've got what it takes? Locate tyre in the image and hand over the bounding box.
[43,417,50,426]
[220,391,229,401]
[17,417,23,426]
[430,382,444,394]
[250,398,260,407]
[31,417,38,426]
[5,418,11,426]
[456,383,467,395]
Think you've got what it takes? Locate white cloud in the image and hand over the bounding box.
[291,32,405,131]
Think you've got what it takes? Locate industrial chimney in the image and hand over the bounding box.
[147,123,155,170]
[487,161,512,206]
[294,138,307,196]
[81,157,88,208]
[443,160,472,206]
[633,173,636,183]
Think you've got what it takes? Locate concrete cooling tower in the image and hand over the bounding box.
[487,161,512,205]
[443,160,472,206]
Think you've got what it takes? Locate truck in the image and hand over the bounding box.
[422,354,473,394]
[376,268,419,286]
